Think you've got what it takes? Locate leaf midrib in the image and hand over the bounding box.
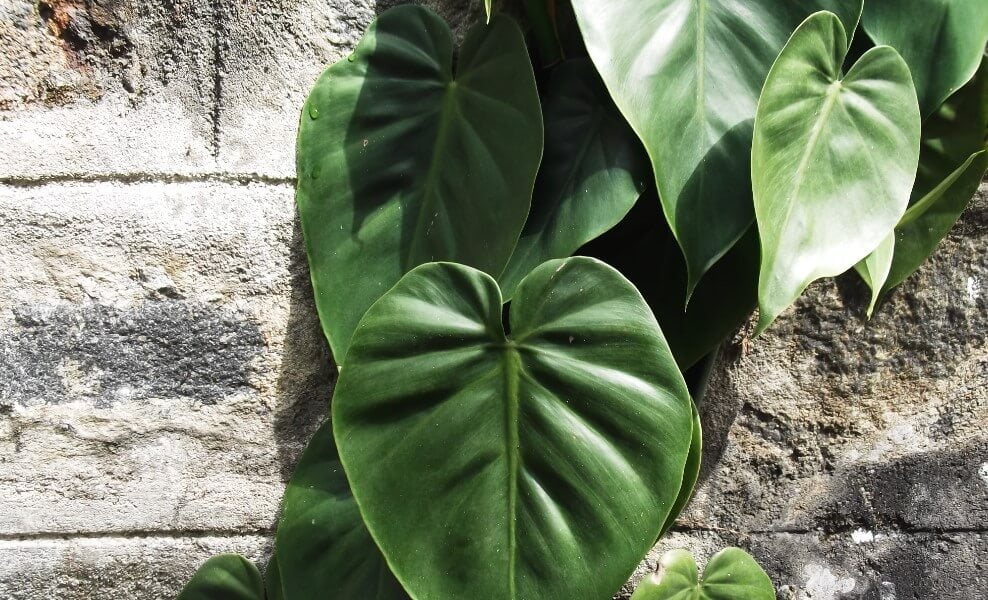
[778,79,843,244]
[501,344,522,599]
[413,79,459,255]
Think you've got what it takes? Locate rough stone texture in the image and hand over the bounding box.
[1,1,986,599]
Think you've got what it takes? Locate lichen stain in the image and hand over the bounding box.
[0,301,265,407]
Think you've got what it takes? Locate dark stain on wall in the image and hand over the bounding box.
[812,444,988,534]
[0,301,264,407]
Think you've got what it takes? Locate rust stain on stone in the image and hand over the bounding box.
[37,0,134,75]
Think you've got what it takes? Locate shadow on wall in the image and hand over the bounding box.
[272,216,335,483]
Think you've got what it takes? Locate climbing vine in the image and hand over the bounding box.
[180,1,988,599]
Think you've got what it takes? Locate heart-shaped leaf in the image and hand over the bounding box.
[179,554,265,600]
[499,58,649,299]
[333,258,694,600]
[579,196,758,370]
[570,0,861,292]
[752,11,921,332]
[274,421,409,600]
[658,401,702,540]
[296,5,543,360]
[862,0,988,116]
[630,548,775,600]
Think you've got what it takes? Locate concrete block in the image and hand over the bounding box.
[0,535,270,599]
[0,181,331,535]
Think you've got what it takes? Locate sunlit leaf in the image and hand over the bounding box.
[630,548,775,600]
[658,401,702,539]
[570,0,861,292]
[334,258,693,600]
[752,11,921,332]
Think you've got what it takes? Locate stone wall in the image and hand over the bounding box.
[1,1,985,598]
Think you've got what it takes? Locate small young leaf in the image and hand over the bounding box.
[499,59,648,299]
[752,11,921,332]
[178,554,265,600]
[274,422,409,600]
[484,0,492,23]
[333,258,694,600]
[630,548,775,600]
[854,233,895,317]
[296,5,542,360]
[570,0,861,293]
[862,0,988,116]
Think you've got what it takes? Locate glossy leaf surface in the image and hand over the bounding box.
[334,258,693,600]
[752,11,921,332]
[862,0,988,116]
[499,59,649,298]
[630,548,774,600]
[275,422,408,600]
[570,0,861,290]
[178,554,265,600]
[580,197,758,370]
[658,401,702,539]
[296,5,542,359]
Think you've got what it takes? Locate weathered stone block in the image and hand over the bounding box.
[0,0,216,178]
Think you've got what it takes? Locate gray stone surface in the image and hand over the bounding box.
[1,1,986,599]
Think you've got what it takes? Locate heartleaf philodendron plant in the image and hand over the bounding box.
[180,1,987,599]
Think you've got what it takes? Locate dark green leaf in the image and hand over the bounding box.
[178,554,265,600]
[296,6,543,360]
[752,11,921,332]
[274,421,409,600]
[580,196,758,370]
[914,59,988,200]
[630,548,775,600]
[885,151,988,294]
[858,60,988,303]
[264,556,284,600]
[334,258,693,600]
[570,0,861,292]
[499,58,649,298]
[862,0,988,116]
